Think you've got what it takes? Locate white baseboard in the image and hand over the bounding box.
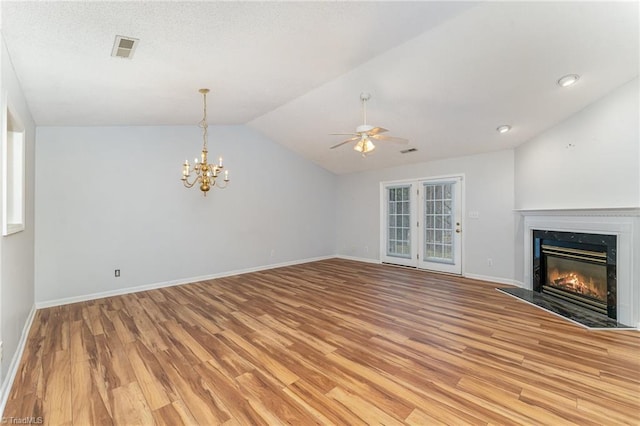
[0,304,36,418]
[336,258,523,288]
[512,280,526,288]
[464,273,520,287]
[36,255,335,309]
[334,255,381,264]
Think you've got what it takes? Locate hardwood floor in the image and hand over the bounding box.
[4,258,639,425]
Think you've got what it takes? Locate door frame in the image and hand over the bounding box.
[379,174,465,274]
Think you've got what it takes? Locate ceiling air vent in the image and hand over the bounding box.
[400,148,418,154]
[111,35,139,59]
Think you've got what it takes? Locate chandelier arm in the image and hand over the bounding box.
[182,174,200,188]
[215,179,229,189]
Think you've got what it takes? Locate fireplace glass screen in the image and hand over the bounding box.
[533,230,616,319]
[545,256,607,303]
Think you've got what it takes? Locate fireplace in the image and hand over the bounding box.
[533,230,616,320]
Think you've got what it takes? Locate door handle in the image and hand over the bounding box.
[456,228,461,233]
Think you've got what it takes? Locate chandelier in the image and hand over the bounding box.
[181,88,229,196]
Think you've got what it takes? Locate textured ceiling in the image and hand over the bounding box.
[1,1,471,126]
[1,1,639,174]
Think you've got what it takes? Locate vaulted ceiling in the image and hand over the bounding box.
[2,1,638,174]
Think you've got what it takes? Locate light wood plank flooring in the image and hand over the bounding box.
[4,259,640,425]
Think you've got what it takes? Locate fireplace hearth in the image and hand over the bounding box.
[533,230,616,320]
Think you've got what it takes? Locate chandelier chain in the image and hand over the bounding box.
[200,90,208,150]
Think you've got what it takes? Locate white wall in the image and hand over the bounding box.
[336,149,516,284]
[0,36,36,385]
[35,125,336,304]
[515,78,639,210]
[514,78,640,284]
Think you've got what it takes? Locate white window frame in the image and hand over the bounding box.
[2,93,26,236]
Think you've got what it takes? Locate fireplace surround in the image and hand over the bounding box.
[521,209,639,328]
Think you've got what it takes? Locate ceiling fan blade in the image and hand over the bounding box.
[330,137,359,149]
[367,127,388,136]
[371,134,409,144]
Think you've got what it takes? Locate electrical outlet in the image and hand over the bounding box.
[115,269,120,277]
[487,258,493,267]
[270,249,275,257]
[0,341,3,362]
[364,246,369,253]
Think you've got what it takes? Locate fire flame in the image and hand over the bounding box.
[547,268,606,301]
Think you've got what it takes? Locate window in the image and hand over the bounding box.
[3,101,25,235]
[423,181,455,263]
[386,185,412,259]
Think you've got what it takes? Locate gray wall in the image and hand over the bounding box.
[515,78,639,210]
[35,125,337,304]
[0,37,36,386]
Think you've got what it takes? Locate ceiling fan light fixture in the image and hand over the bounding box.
[354,137,375,154]
[364,139,375,153]
[557,74,580,87]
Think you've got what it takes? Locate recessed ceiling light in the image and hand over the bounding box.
[557,74,580,87]
[496,125,511,134]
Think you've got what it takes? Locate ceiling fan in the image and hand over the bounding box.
[330,92,408,156]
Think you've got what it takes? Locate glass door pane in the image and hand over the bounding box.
[387,185,412,259]
[423,182,455,264]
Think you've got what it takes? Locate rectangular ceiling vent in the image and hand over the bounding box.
[400,148,418,154]
[111,35,139,59]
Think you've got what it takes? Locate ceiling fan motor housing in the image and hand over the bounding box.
[356,124,374,133]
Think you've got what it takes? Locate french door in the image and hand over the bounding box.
[381,177,463,274]
[418,178,462,274]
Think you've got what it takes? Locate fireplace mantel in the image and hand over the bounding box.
[520,208,639,328]
[516,207,640,217]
